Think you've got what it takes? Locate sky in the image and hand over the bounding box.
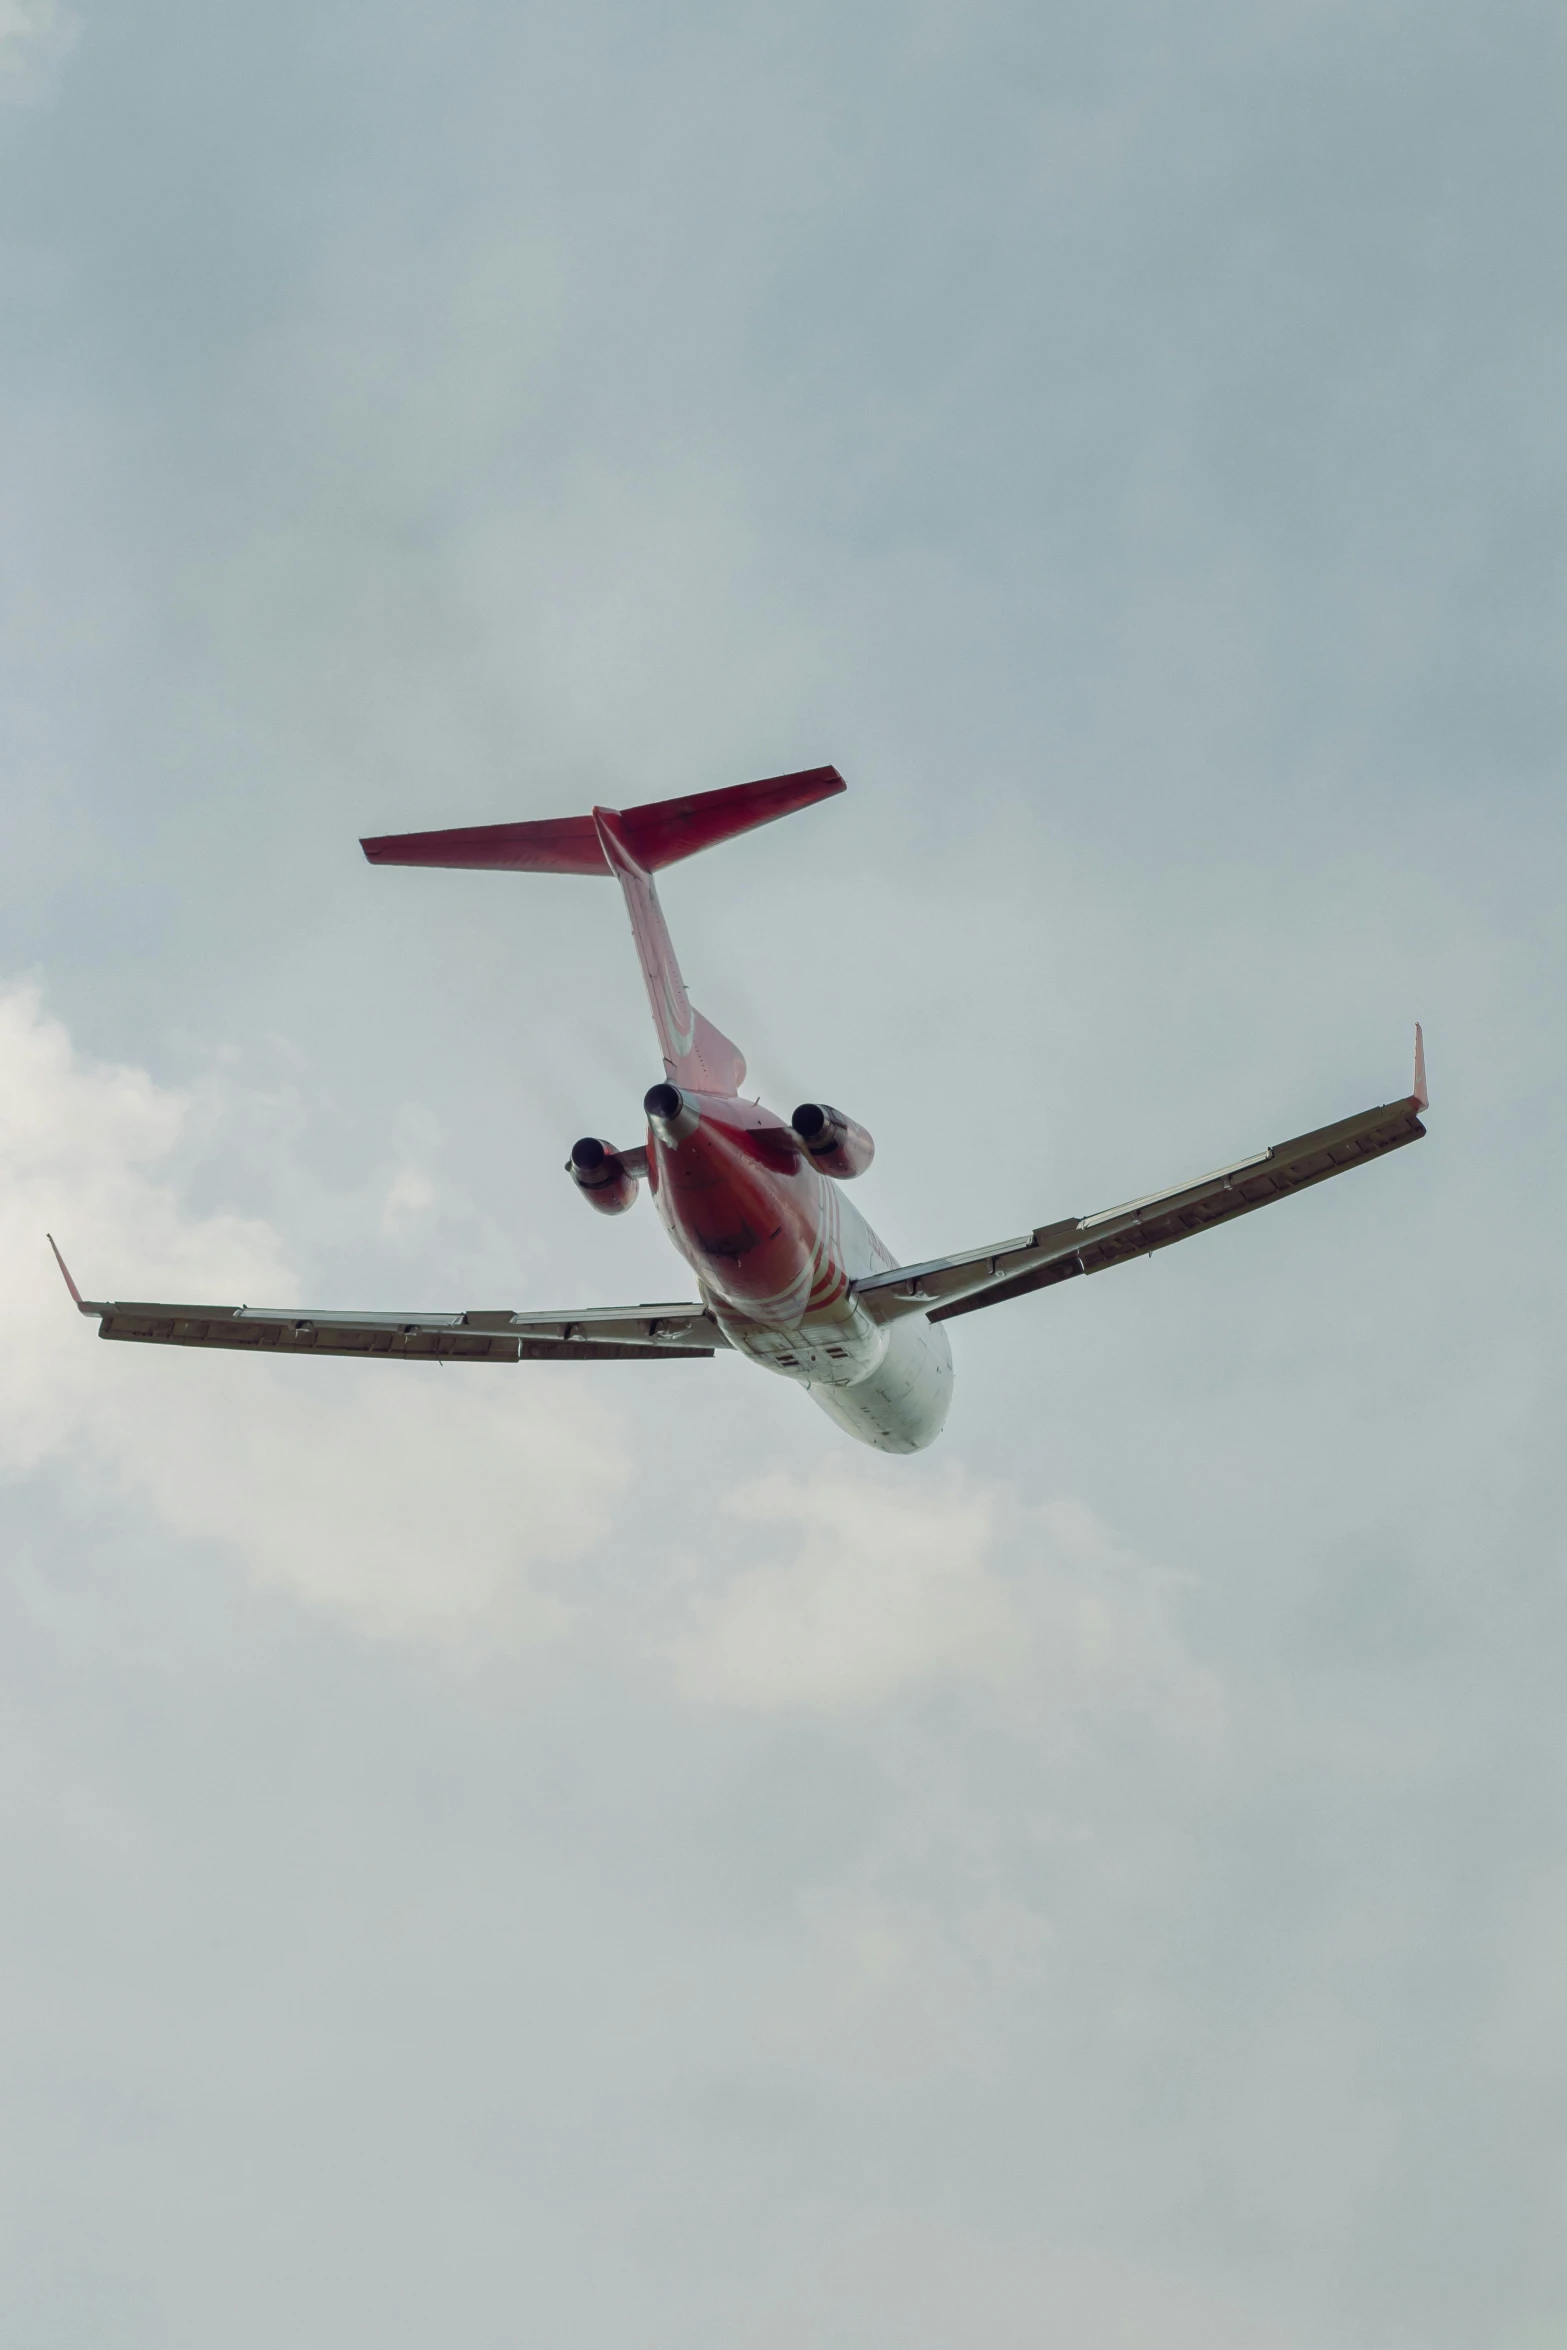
[0,0,1564,2342]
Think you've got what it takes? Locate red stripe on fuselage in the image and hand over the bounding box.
[647,1095,836,1318]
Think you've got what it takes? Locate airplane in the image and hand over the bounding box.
[49,766,1429,1454]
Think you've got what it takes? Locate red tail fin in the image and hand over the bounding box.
[361,767,846,1098]
[360,765,844,875]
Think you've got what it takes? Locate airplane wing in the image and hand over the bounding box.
[46,1242,725,1360]
[854,1029,1429,1328]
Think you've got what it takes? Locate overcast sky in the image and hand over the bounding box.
[1,1,1564,2343]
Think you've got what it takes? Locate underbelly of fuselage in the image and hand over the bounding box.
[713,1296,954,1454]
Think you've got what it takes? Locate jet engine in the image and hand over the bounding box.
[791,1102,875,1179]
[567,1135,639,1214]
[643,1081,702,1142]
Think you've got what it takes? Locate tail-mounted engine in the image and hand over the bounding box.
[567,1135,640,1214]
[791,1102,875,1180]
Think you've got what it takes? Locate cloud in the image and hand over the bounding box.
[1,976,1224,1708]
[0,979,627,1640]
[672,1462,1014,1709]
[672,1458,1218,1740]
[0,0,74,98]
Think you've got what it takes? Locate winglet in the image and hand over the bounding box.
[1412,1023,1428,1112]
[46,1234,94,1314]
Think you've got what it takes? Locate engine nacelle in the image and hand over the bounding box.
[791,1101,875,1180]
[567,1136,639,1214]
[643,1081,701,1142]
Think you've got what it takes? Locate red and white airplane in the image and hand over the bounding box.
[52,768,1428,1453]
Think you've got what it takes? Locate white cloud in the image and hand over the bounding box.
[0,0,74,98]
[0,979,627,1640]
[672,1462,1014,1710]
[672,1458,1218,1739]
[379,1162,438,1238]
[0,980,293,1476]
[0,979,1229,1704]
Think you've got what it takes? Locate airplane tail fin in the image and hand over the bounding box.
[361,766,845,1096]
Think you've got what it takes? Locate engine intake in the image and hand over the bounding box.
[792,1102,874,1180]
[567,1135,639,1214]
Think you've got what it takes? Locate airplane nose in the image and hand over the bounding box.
[644,1082,701,1142]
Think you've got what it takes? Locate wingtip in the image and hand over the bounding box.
[1412,1022,1429,1112]
[46,1232,90,1312]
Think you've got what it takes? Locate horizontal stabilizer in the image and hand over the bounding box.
[362,766,845,875]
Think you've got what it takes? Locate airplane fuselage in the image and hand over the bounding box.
[646,1089,953,1453]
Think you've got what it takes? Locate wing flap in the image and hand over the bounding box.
[855,1048,1428,1329]
[74,1291,724,1362]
